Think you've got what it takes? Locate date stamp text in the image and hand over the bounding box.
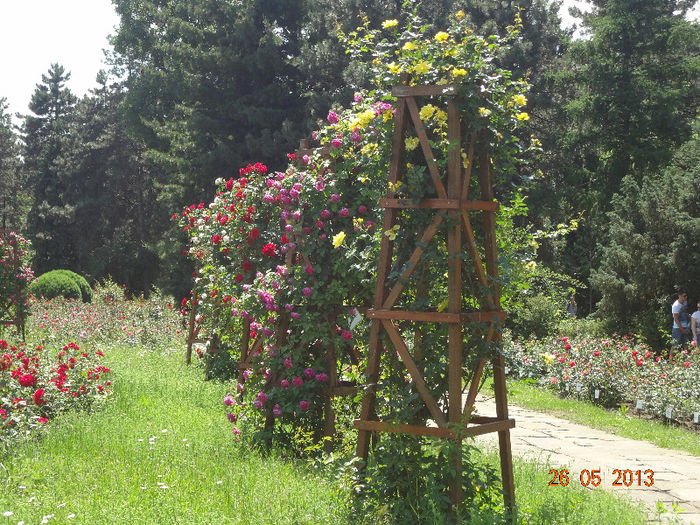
[548,468,655,487]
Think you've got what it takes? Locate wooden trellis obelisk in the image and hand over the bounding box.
[354,83,515,511]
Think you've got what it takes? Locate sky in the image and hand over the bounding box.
[0,0,120,118]
[0,0,653,121]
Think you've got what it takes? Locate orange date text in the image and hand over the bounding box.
[548,468,654,487]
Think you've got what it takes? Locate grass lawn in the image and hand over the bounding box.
[1,341,650,524]
[0,344,351,524]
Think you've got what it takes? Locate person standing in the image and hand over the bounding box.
[566,296,578,317]
[671,290,690,347]
[691,299,700,347]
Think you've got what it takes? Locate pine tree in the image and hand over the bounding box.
[23,64,78,274]
[0,98,25,232]
[591,119,700,347]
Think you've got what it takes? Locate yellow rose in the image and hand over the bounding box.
[452,68,467,77]
[388,62,402,74]
[456,10,465,20]
[402,41,417,51]
[414,61,430,75]
[332,231,346,248]
[435,109,447,123]
[513,94,527,106]
[434,31,450,43]
[384,225,400,240]
[478,107,492,117]
[382,19,398,29]
[419,104,436,121]
[361,143,378,155]
[405,137,420,151]
[516,112,530,121]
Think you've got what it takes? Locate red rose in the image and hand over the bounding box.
[18,374,37,387]
[250,228,260,239]
[225,178,234,191]
[261,243,277,257]
[242,261,253,273]
[33,388,46,406]
[212,234,222,245]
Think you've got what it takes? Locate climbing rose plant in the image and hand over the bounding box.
[177,10,533,444]
[0,232,34,337]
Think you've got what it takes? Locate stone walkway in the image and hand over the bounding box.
[472,395,700,524]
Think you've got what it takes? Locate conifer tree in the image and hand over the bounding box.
[23,64,78,274]
[0,98,25,232]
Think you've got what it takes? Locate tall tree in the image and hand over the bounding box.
[538,0,699,312]
[62,71,169,293]
[23,64,78,274]
[111,0,310,209]
[0,98,25,232]
[590,119,700,347]
[561,0,698,200]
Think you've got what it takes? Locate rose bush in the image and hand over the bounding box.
[0,232,34,338]
[504,335,700,421]
[178,7,533,456]
[0,338,112,444]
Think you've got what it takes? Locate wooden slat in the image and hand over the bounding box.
[356,97,408,462]
[465,418,515,437]
[392,84,457,97]
[354,419,456,439]
[405,97,447,199]
[447,98,463,510]
[368,309,459,323]
[365,309,505,323]
[382,319,448,428]
[380,198,499,211]
[354,418,515,438]
[382,215,443,309]
[461,213,493,308]
[461,311,505,322]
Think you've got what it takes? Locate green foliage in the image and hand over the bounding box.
[0,98,26,232]
[51,270,92,303]
[496,192,581,339]
[591,120,700,348]
[511,293,563,339]
[356,437,502,523]
[30,270,82,302]
[23,64,78,276]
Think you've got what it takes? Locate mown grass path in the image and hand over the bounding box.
[0,345,350,524]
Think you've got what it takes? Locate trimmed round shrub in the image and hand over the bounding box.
[30,271,81,301]
[53,270,92,302]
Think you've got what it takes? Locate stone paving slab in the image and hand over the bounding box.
[471,396,700,524]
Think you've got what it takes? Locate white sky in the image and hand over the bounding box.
[1,0,694,121]
[0,0,120,118]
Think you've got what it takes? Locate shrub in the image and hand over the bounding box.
[30,271,82,301]
[510,293,564,339]
[53,270,92,303]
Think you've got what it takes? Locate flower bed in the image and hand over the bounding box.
[1,281,183,445]
[504,335,700,424]
[0,338,111,443]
